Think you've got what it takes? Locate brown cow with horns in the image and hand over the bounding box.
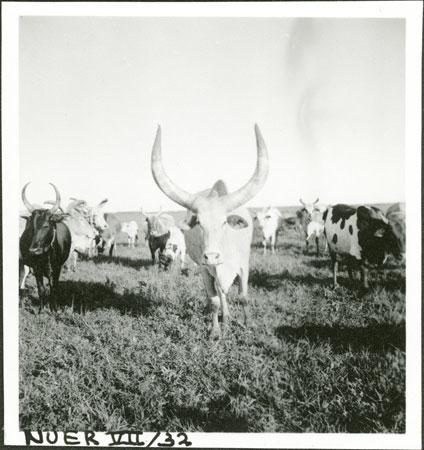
[19,183,72,311]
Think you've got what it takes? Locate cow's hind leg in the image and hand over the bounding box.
[271,234,276,254]
[19,261,30,291]
[359,265,370,291]
[330,251,338,289]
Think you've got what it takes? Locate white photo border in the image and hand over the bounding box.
[2,1,422,448]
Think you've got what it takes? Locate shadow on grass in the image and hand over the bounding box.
[23,279,157,317]
[275,322,405,353]
[250,266,405,293]
[307,259,331,269]
[166,400,249,432]
[90,254,153,270]
[249,269,330,290]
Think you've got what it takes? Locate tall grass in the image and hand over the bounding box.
[19,214,405,432]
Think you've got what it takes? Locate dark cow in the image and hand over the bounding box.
[142,210,186,269]
[386,203,406,261]
[323,204,403,289]
[19,183,72,310]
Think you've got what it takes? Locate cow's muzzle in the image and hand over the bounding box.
[159,253,174,269]
[29,247,46,256]
[202,252,223,266]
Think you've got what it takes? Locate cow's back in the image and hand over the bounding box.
[324,205,361,259]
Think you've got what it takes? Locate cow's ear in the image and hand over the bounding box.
[179,216,198,230]
[50,213,69,223]
[227,214,248,229]
[374,228,385,238]
[179,220,191,231]
[21,216,29,220]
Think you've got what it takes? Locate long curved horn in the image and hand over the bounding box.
[313,198,319,204]
[44,200,64,213]
[67,199,86,213]
[49,183,61,213]
[222,124,269,212]
[299,198,306,207]
[22,182,35,213]
[151,126,197,211]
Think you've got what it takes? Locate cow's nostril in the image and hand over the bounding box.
[204,252,220,264]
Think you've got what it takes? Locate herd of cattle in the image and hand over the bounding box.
[19,125,405,337]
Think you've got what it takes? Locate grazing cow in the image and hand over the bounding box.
[159,226,187,270]
[151,124,269,338]
[386,203,406,261]
[19,183,72,310]
[254,206,282,254]
[100,213,121,256]
[121,221,139,248]
[323,204,403,289]
[143,210,186,269]
[71,198,121,256]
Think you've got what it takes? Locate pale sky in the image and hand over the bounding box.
[19,17,405,212]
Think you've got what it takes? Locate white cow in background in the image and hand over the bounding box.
[121,221,139,248]
[306,208,326,256]
[254,206,282,254]
[298,198,327,255]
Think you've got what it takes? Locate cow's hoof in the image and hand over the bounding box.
[359,286,371,297]
[209,327,221,340]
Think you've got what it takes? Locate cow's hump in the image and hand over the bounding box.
[210,179,229,197]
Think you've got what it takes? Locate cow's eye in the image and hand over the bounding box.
[265,215,271,219]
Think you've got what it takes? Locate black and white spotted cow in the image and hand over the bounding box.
[323,204,403,289]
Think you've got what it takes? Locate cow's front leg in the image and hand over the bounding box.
[262,239,267,255]
[200,268,221,338]
[271,234,276,254]
[360,265,369,290]
[35,273,46,312]
[217,286,230,333]
[315,236,320,256]
[347,265,354,281]
[238,266,251,327]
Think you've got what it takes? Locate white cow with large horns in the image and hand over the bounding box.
[151,124,269,338]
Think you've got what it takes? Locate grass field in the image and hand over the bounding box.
[19,207,405,432]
